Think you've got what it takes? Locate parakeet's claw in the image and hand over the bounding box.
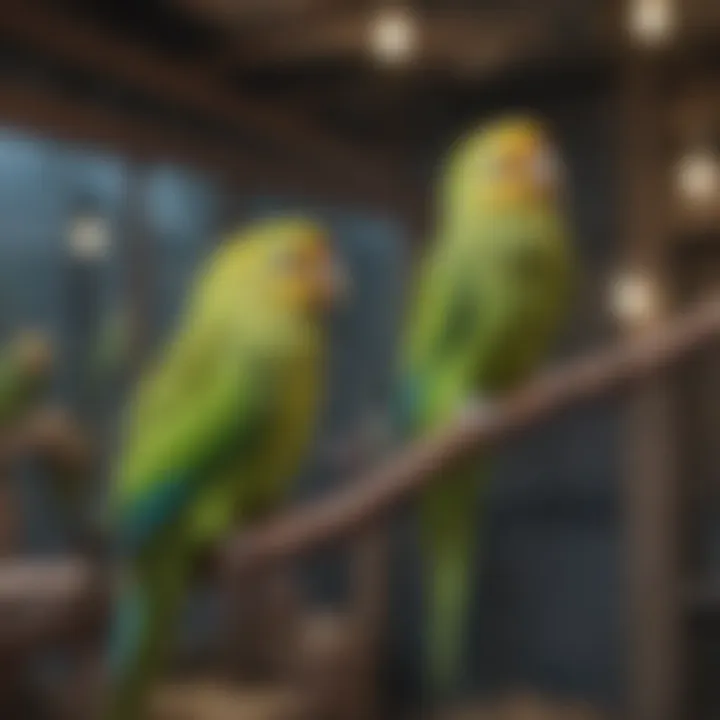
[455,396,495,429]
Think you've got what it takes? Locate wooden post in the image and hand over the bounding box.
[619,47,684,720]
[0,460,19,713]
[347,433,390,720]
[0,472,16,557]
[124,161,154,380]
[220,561,300,683]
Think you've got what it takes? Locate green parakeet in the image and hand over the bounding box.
[103,217,346,720]
[0,331,52,428]
[395,116,575,700]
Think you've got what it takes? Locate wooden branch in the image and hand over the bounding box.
[0,406,91,474]
[0,559,106,656]
[152,681,309,720]
[446,692,607,719]
[220,295,720,577]
[0,295,717,657]
[0,0,413,202]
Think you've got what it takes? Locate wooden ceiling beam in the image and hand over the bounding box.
[184,2,616,79]
[209,9,564,75]
[0,77,400,212]
[0,0,414,203]
[174,0,364,27]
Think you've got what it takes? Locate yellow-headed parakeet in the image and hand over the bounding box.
[396,116,575,701]
[0,331,52,428]
[103,217,346,720]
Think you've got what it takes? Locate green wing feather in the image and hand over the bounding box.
[104,324,275,720]
[397,246,489,698]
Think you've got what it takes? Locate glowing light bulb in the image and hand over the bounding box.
[609,270,660,327]
[627,0,676,46]
[368,6,418,65]
[68,213,111,261]
[675,150,720,206]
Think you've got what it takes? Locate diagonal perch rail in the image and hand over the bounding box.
[1,295,720,651]
[221,294,720,576]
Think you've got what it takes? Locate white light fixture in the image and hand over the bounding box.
[609,269,661,327]
[627,0,676,46]
[368,6,418,65]
[68,208,112,262]
[675,149,720,206]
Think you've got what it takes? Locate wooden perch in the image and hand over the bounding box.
[219,294,720,578]
[152,682,309,720]
[0,296,719,652]
[0,406,91,475]
[0,559,106,655]
[445,691,607,719]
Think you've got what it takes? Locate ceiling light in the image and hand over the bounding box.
[675,149,720,206]
[609,269,661,328]
[368,6,419,65]
[68,208,111,262]
[627,0,676,46]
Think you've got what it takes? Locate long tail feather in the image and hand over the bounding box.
[420,467,485,702]
[103,550,189,720]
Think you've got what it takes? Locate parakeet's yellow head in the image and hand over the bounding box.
[203,217,347,322]
[440,115,564,221]
[264,220,347,315]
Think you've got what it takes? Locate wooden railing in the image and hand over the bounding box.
[0,295,718,640]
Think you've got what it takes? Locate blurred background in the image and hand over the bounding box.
[0,0,717,719]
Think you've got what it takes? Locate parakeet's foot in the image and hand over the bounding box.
[454,396,495,429]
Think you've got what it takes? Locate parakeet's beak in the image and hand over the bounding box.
[312,258,351,313]
[483,126,564,206]
[528,144,562,200]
